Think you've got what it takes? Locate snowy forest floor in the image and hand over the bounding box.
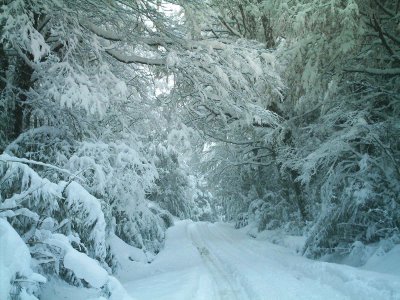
[42,221,400,300]
[122,221,400,300]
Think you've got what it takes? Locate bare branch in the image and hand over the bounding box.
[105,49,166,65]
[217,16,243,38]
[372,15,400,62]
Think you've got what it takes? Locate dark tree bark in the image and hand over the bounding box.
[12,60,33,140]
[257,0,275,48]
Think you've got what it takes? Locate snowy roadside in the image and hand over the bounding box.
[117,221,400,300]
[242,222,400,279]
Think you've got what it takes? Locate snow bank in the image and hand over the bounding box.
[44,233,108,288]
[40,275,135,300]
[64,249,108,288]
[0,218,31,299]
[244,224,306,254]
[0,219,45,300]
[107,276,134,300]
[40,278,100,300]
[363,245,400,277]
[45,232,134,299]
[108,233,148,265]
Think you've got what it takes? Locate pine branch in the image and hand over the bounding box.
[0,153,74,176]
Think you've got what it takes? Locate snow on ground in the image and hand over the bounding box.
[362,245,400,277]
[119,221,400,300]
[40,279,100,300]
[0,219,46,300]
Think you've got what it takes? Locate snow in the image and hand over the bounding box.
[40,279,100,300]
[166,51,179,67]
[107,276,135,300]
[63,249,108,288]
[108,233,149,266]
[108,232,153,282]
[363,245,400,277]
[0,219,43,300]
[40,268,135,300]
[64,181,107,259]
[247,227,306,255]
[120,221,400,300]
[40,232,134,299]
[20,289,40,300]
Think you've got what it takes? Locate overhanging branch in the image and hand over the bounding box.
[105,49,166,65]
[79,19,124,41]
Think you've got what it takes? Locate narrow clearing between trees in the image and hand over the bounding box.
[120,221,400,300]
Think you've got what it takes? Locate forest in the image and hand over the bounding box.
[0,0,399,299]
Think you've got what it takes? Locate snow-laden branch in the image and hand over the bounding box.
[105,49,166,65]
[0,153,74,176]
[12,42,37,69]
[79,19,124,41]
[80,18,231,67]
[81,18,178,46]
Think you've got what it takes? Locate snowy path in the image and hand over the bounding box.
[121,221,400,300]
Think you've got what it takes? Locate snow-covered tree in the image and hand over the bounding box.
[2,1,399,298]
[203,0,400,260]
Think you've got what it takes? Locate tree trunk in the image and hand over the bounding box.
[291,170,308,222]
[0,41,9,153]
[256,0,275,48]
[13,60,33,140]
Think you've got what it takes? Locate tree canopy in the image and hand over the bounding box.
[0,0,399,299]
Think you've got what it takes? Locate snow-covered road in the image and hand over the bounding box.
[121,221,400,300]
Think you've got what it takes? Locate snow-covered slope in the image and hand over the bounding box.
[121,221,400,300]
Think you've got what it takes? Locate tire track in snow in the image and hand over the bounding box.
[189,224,240,300]
[196,223,263,300]
[205,224,391,300]
[184,222,216,300]
[188,223,257,300]
[204,223,346,299]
